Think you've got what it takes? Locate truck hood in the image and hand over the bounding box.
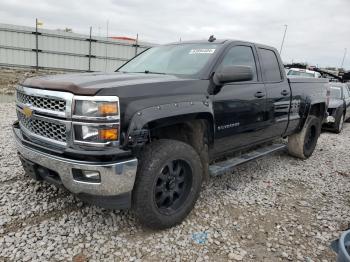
[21,72,196,96]
[22,72,210,131]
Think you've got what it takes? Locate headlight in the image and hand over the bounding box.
[73,97,119,119]
[74,124,119,143]
[72,96,120,146]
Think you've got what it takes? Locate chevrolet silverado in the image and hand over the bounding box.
[13,38,330,229]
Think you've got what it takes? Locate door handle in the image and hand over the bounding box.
[254,91,265,98]
[281,90,290,96]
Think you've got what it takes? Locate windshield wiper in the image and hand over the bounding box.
[118,70,166,75]
[133,70,166,75]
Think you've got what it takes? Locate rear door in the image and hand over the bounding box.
[257,47,291,138]
[212,44,268,155]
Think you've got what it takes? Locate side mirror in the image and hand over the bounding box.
[213,65,254,85]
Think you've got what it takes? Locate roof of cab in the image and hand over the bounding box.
[167,39,229,45]
[165,39,278,51]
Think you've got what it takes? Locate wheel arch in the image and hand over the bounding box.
[300,102,326,131]
[124,101,215,147]
[124,101,215,180]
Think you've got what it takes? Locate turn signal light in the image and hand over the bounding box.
[99,128,118,140]
[98,103,118,116]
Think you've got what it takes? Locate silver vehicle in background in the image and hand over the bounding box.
[287,68,322,78]
[323,82,350,133]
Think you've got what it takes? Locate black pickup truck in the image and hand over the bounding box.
[13,39,329,229]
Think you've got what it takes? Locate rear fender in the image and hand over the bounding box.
[300,102,326,130]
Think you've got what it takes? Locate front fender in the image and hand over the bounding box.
[123,100,214,147]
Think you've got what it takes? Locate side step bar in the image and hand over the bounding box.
[209,143,287,177]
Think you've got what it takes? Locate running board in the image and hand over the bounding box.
[209,143,287,177]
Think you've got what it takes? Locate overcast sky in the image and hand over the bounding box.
[0,0,349,69]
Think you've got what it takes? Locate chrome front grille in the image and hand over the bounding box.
[15,86,120,149]
[15,86,73,146]
[17,91,66,112]
[17,110,67,143]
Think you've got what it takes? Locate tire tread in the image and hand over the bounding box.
[133,139,203,229]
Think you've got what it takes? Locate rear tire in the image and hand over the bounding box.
[288,115,321,159]
[334,112,344,134]
[345,114,350,123]
[133,139,203,229]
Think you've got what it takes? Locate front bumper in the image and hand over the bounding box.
[324,107,340,126]
[14,126,138,208]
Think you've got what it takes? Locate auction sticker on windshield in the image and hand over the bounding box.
[189,49,216,54]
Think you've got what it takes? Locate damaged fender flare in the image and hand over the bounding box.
[124,100,214,147]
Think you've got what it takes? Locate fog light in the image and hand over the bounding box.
[327,116,335,123]
[72,169,101,183]
[83,170,101,180]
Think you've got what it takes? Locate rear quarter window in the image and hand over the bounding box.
[259,48,283,82]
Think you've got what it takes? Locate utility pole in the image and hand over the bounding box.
[106,19,109,39]
[280,24,288,56]
[340,48,347,69]
[134,33,139,56]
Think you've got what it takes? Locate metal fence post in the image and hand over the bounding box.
[35,18,39,71]
[2,24,153,72]
[88,26,92,71]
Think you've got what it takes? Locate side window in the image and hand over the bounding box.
[259,48,282,82]
[220,46,257,81]
[344,86,350,98]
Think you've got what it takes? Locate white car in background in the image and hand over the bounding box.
[287,68,322,78]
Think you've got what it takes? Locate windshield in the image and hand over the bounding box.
[287,70,314,78]
[118,43,219,75]
[330,86,342,99]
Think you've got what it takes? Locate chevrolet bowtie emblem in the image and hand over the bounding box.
[23,106,33,118]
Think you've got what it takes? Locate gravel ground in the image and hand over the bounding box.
[0,67,66,95]
[0,102,349,262]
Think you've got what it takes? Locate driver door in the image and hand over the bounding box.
[213,44,269,156]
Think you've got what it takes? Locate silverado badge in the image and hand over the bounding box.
[23,106,33,118]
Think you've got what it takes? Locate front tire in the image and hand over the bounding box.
[133,139,203,229]
[288,115,321,159]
